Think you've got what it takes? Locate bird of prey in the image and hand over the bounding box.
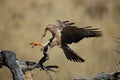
[30,20,102,64]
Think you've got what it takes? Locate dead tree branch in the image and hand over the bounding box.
[0,50,59,80]
[0,50,25,80]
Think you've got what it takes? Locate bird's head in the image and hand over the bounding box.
[42,24,56,38]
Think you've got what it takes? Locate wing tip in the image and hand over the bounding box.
[62,44,85,63]
[69,58,85,63]
[85,27,103,38]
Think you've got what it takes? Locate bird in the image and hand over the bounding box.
[30,20,102,63]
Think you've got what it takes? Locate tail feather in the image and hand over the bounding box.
[62,44,85,63]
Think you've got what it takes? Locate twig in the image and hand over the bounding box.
[38,65,59,80]
[41,66,53,80]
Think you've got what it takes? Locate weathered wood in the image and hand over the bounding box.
[92,72,120,80]
[1,50,25,80]
[17,61,37,80]
[24,71,33,80]
[16,60,37,80]
[0,50,59,80]
[0,49,120,80]
[0,50,39,80]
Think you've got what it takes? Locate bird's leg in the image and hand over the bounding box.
[50,41,57,48]
[49,38,59,48]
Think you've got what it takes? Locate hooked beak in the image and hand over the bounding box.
[42,28,48,38]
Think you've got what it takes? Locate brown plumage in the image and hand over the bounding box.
[42,20,102,63]
[61,26,102,44]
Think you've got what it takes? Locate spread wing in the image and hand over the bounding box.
[56,20,102,63]
[61,26,102,44]
[62,44,85,62]
[56,20,75,31]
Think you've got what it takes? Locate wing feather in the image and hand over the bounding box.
[55,20,102,63]
[62,44,85,62]
[61,26,102,44]
[56,20,75,29]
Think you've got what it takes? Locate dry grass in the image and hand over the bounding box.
[0,0,120,80]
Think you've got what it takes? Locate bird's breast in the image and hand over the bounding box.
[55,34,62,47]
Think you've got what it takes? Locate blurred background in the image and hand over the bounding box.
[0,0,120,80]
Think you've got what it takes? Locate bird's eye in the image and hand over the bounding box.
[45,27,49,30]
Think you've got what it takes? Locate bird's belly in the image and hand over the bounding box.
[58,43,62,48]
[55,35,62,47]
